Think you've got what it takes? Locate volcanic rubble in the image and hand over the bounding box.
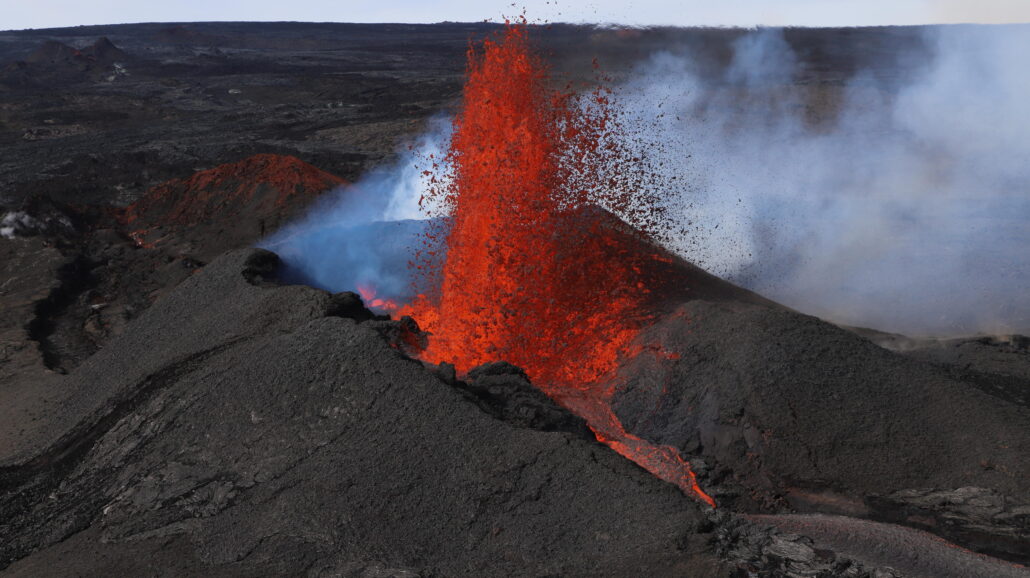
[0,246,1021,578]
[1,248,729,576]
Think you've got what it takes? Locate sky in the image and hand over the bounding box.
[4,0,1030,31]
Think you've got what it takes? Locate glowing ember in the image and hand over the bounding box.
[357,283,400,313]
[400,21,713,506]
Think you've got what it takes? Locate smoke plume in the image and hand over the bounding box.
[258,117,451,304]
[618,25,1030,336]
[266,25,1027,336]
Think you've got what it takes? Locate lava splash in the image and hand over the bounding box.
[400,22,714,506]
[403,22,667,387]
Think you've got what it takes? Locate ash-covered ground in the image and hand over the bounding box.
[0,22,1028,577]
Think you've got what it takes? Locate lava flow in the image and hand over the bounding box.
[400,21,714,507]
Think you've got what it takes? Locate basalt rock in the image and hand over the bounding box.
[364,315,428,355]
[0,248,727,577]
[121,154,347,260]
[712,511,894,578]
[0,196,79,241]
[749,513,1030,578]
[867,487,1030,565]
[610,299,1030,559]
[461,361,594,439]
[326,291,382,323]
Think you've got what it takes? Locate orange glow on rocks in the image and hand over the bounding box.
[357,283,400,313]
[399,21,714,506]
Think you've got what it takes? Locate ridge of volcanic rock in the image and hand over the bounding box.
[124,153,345,228]
[23,37,128,67]
[121,154,346,259]
[581,204,779,311]
[0,248,727,576]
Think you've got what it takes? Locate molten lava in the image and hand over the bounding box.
[565,391,717,509]
[357,283,400,313]
[401,21,713,506]
[402,23,664,386]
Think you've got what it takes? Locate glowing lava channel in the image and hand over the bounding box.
[400,21,714,507]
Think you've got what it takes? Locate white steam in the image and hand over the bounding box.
[265,26,1028,336]
[616,26,1030,336]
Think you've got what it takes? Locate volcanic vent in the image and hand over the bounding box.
[398,22,721,506]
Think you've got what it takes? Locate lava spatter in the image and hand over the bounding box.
[402,22,666,387]
[399,21,714,506]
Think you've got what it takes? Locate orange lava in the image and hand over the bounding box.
[357,283,400,313]
[560,390,717,508]
[401,22,664,386]
[399,22,714,506]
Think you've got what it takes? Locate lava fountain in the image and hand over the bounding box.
[401,22,714,507]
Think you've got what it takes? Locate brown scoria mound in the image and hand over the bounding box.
[122,153,346,259]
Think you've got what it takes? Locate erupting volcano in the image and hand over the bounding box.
[402,22,666,385]
[5,20,1030,576]
[400,22,714,506]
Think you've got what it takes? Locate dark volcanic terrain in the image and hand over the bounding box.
[1,22,1028,577]
[0,250,726,576]
[0,22,930,208]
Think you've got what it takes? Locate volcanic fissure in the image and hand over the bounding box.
[397,22,715,507]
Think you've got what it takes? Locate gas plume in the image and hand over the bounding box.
[258,117,451,305]
[267,24,1028,337]
[617,25,1029,336]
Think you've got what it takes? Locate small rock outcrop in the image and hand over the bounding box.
[868,487,1030,565]
[460,361,594,438]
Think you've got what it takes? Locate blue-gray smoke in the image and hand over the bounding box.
[616,25,1030,336]
[259,117,451,304]
[263,26,1028,336]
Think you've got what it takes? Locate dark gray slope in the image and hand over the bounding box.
[0,248,331,466]
[0,239,70,452]
[611,299,1030,561]
[899,335,1030,408]
[750,514,1030,578]
[0,249,725,576]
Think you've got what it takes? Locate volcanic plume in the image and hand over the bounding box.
[400,22,714,506]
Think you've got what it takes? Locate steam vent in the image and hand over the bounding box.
[1,16,1028,578]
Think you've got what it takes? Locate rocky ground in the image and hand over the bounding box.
[0,250,723,576]
[610,299,1030,565]
[0,22,1027,576]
